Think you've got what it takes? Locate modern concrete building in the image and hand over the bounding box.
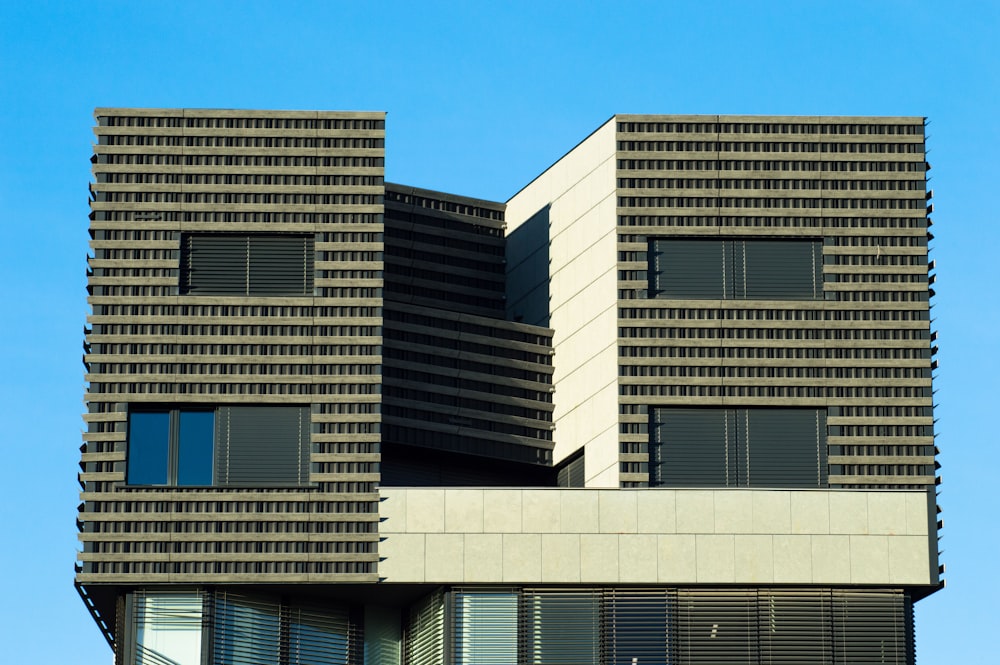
[79,110,940,664]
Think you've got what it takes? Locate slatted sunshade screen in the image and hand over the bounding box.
[651,408,827,488]
[181,234,314,296]
[214,406,310,486]
[520,589,600,664]
[649,238,822,300]
[212,592,353,665]
[404,590,445,665]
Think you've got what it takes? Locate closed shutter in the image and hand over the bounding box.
[248,235,314,295]
[182,234,248,295]
[215,406,310,486]
[745,409,827,487]
[649,238,822,301]
[181,233,313,295]
[651,239,727,299]
[651,408,731,487]
[743,239,822,300]
[652,408,827,488]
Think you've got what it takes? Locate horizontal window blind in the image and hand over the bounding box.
[181,233,314,296]
[215,406,310,486]
[404,590,445,665]
[651,407,827,488]
[649,238,822,300]
[212,592,353,665]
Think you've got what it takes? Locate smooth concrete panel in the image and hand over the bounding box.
[599,491,638,533]
[404,489,444,533]
[379,490,404,530]
[484,490,522,533]
[752,492,791,534]
[868,492,906,535]
[378,489,933,586]
[502,534,542,582]
[905,491,931,535]
[696,534,735,582]
[585,428,621,487]
[829,492,868,534]
[657,534,697,583]
[464,534,503,582]
[676,491,714,533]
[790,491,830,534]
[580,534,620,583]
[637,490,677,534]
[445,489,484,533]
[619,534,658,582]
[425,534,464,582]
[541,534,582,583]
[850,535,889,584]
[714,491,752,534]
[522,490,562,533]
[735,535,774,583]
[889,535,932,584]
[772,535,812,583]
[379,533,424,581]
[561,491,599,532]
[811,535,851,583]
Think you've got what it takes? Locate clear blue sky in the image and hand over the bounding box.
[1,1,996,662]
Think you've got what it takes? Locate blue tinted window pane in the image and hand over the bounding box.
[178,410,214,485]
[128,412,170,485]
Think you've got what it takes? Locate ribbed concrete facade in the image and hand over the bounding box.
[79,111,939,665]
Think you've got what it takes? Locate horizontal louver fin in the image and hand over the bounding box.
[833,590,912,665]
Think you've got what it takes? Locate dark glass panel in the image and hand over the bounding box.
[177,410,214,486]
[127,412,169,485]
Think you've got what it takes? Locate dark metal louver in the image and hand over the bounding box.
[215,406,309,486]
[182,233,314,295]
[650,238,822,300]
[651,408,827,488]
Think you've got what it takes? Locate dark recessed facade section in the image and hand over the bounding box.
[384,183,506,318]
